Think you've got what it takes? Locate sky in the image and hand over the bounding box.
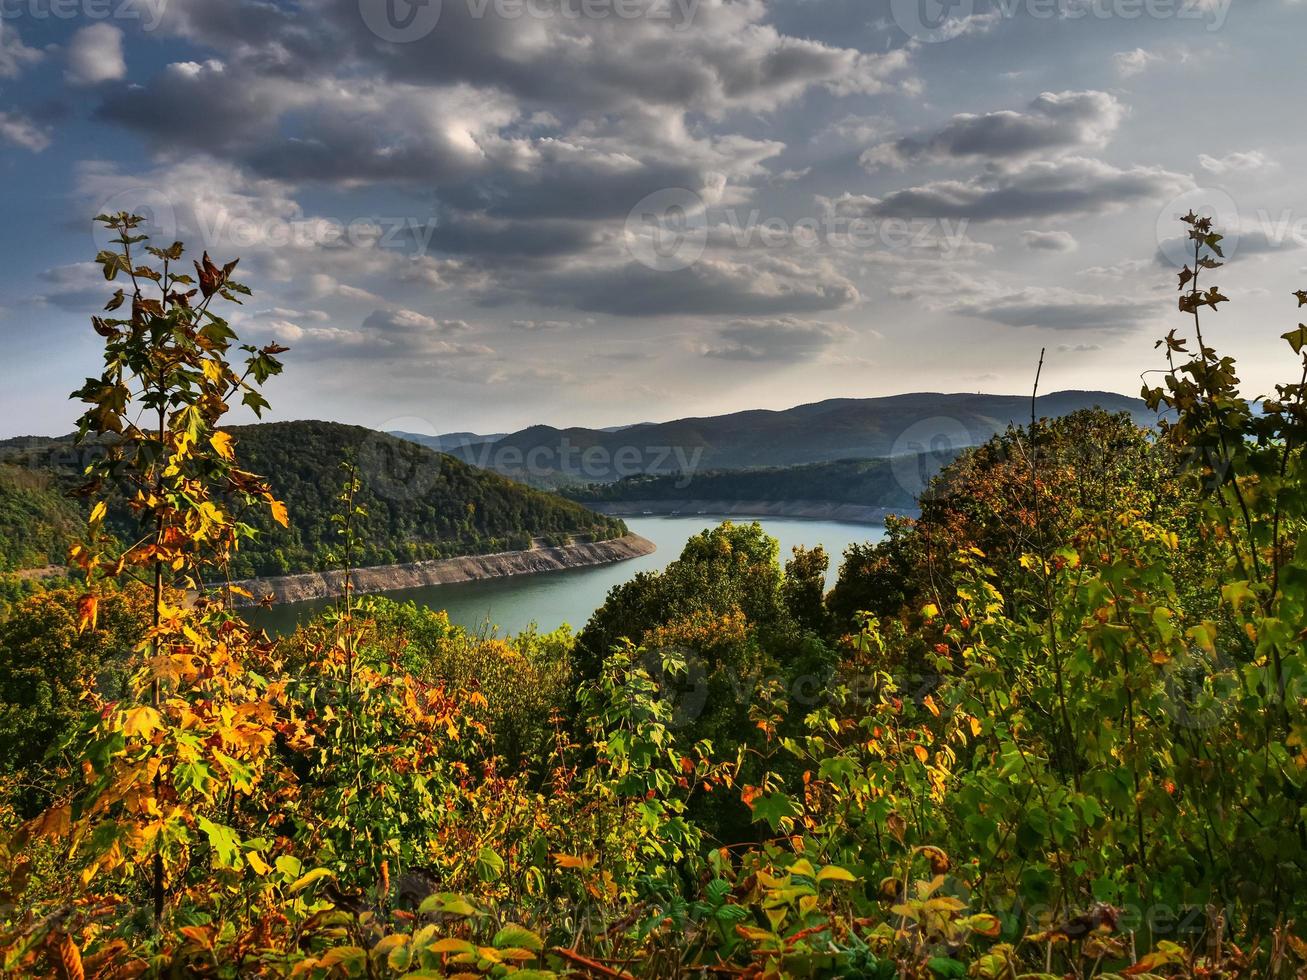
[1,0,1304,438]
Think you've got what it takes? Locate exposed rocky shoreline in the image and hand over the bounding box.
[585,500,911,525]
[229,533,656,606]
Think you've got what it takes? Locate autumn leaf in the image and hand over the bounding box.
[270,499,290,528]
[76,594,98,633]
[553,853,597,870]
[210,430,235,460]
[121,706,163,738]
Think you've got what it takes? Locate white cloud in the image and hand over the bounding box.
[1198,150,1277,175]
[0,110,51,152]
[1021,230,1078,252]
[0,23,41,79]
[65,24,126,86]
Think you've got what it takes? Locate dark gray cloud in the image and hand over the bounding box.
[704,316,850,361]
[949,286,1154,332]
[497,255,859,317]
[862,91,1124,169]
[841,157,1192,223]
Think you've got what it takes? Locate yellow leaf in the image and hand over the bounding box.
[121,706,163,738]
[270,499,290,528]
[209,431,235,460]
[913,745,929,764]
[969,716,982,737]
[923,694,940,717]
[246,850,271,876]
[89,501,107,525]
[816,864,857,884]
[553,852,597,870]
[428,940,475,956]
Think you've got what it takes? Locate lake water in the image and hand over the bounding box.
[244,516,885,637]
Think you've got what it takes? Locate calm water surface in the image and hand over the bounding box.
[245,516,885,637]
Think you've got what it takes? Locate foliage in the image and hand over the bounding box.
[2,212,1306,979]
[0,463,82,573]
[563,455,934,511]
[0,586,148,805]
[6,422,628,581]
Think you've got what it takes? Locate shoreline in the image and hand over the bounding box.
[229,532,656,606]
[583,499,912,525]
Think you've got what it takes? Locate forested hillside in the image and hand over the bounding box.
[0,464,80,573]
[2,422,627,579]
[562,452,956,510]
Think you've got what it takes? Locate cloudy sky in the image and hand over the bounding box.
[1,0,1304,438]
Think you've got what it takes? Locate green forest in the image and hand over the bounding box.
[0,422,626,580]
[562,455,946,511]
[1,212,1306,980]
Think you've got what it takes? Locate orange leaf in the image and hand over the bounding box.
[270,499,290,528]
[552,853,597,870]
[76,595,98,633]
[54,933,84,980]
[913,745,929,764]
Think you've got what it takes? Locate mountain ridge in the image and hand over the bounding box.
[401,390,1153,487]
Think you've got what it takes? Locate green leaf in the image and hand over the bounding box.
[287,867,333,894]
[195,816,243,869]
[750,792,800,832]
[1283,324,1307,354]
[475,846,505,882]
[927,956,968,978]
[493,924,543,952]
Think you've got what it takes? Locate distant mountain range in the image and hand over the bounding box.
[394,390,1153,487]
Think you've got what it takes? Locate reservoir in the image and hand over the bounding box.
[246,515,885,637]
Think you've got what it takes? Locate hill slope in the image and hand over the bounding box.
[0,464,82,573]
[429,390,1153,486]
[562,454,954,514]
[2,422,626,579]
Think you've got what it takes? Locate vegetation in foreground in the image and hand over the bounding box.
[1,210,1306,978]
